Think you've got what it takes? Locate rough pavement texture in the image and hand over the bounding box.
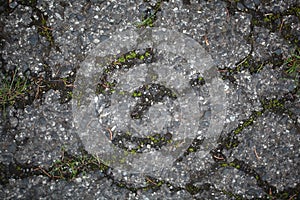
[0,0,299,199]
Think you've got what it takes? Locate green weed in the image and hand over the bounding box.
[0,71,29,112]
[285,48,300,74]
[136,1,164,28]
[46,151,108,180]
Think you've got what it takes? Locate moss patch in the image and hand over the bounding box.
[95,48,154,95]
[136,0,168,28]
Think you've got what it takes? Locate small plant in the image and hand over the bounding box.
[137,14,156,28]
[0,71,29,111]
[285,48,300,74]
[44,151,108,180]
[136,1,165,28]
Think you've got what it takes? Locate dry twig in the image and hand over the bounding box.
[145,177,157,185]
[253,147,261,160]
[106,128,113,140]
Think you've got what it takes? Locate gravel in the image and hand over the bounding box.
[0,0,299,199]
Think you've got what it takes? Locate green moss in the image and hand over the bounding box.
[236,55,251,69]
[255,111,263,117]
[190,74,206,87]
[233,125,244,135]
[137,16,155,28]
[136,0,165,28]
[243,117,254,126]
[262,99,284,111]
[66,91,73,99]
[229,162,235,167]
[119,158,126,164]
[117,183,125,187]
[100,48,153,82]
[232,115,256,135]
[281,192,289,198]
[251,18,260,26]
[220,163,228,167]
[249,6,300,46]
[225,141,239,149]
[118,56,126,63]
[147,135,162,144]
[262,12,281,24]
[145,51,151,57]
[119,91,125,95]
[16,166,22,171]
[156,181,163,186]
[185,183,200,195]
[286,6,300,17]
[95,80,116,95]
[129,149,137,154]
[221,106,275,151]
[220,161,241,170]
[188,147,195,152]
[132,91,142,97]
[126,51,137,59]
